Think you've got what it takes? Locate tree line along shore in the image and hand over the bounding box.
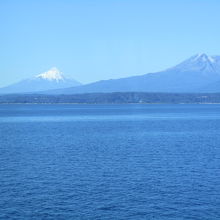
[1,92,220,104]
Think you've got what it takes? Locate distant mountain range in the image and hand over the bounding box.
[2,53,220,94]
[0,67,81,94]
[47,53,220,94]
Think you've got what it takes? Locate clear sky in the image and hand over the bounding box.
[1,0,220,87]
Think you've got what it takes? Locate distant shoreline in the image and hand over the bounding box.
[1,92,220,104]
[1,102,220,105]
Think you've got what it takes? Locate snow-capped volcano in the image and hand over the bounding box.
[0,68,81,94]
[36,67,65,81]
[170,53,220,74]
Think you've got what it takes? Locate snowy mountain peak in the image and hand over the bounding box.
[169,53,220,74]
[193,53,215,63]
[36,67,64,81]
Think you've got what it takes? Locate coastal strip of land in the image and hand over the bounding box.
[1,92,220,104]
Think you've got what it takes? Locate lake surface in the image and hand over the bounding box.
[0,104,220,220]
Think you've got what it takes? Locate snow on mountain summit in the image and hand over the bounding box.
[36,67,65,81]
[170,53,220,74]
[193,53,215,63]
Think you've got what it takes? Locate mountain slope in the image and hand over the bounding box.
[0,67,81,94]
[46,54,220,94]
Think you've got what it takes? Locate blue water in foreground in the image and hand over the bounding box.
[0,104,220,220]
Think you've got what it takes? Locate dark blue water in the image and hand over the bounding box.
[0,104,220,220]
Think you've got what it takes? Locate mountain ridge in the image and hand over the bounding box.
[44,53,220,94]
[2,53,220,94]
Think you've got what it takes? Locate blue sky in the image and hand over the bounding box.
[1,0,220,87]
